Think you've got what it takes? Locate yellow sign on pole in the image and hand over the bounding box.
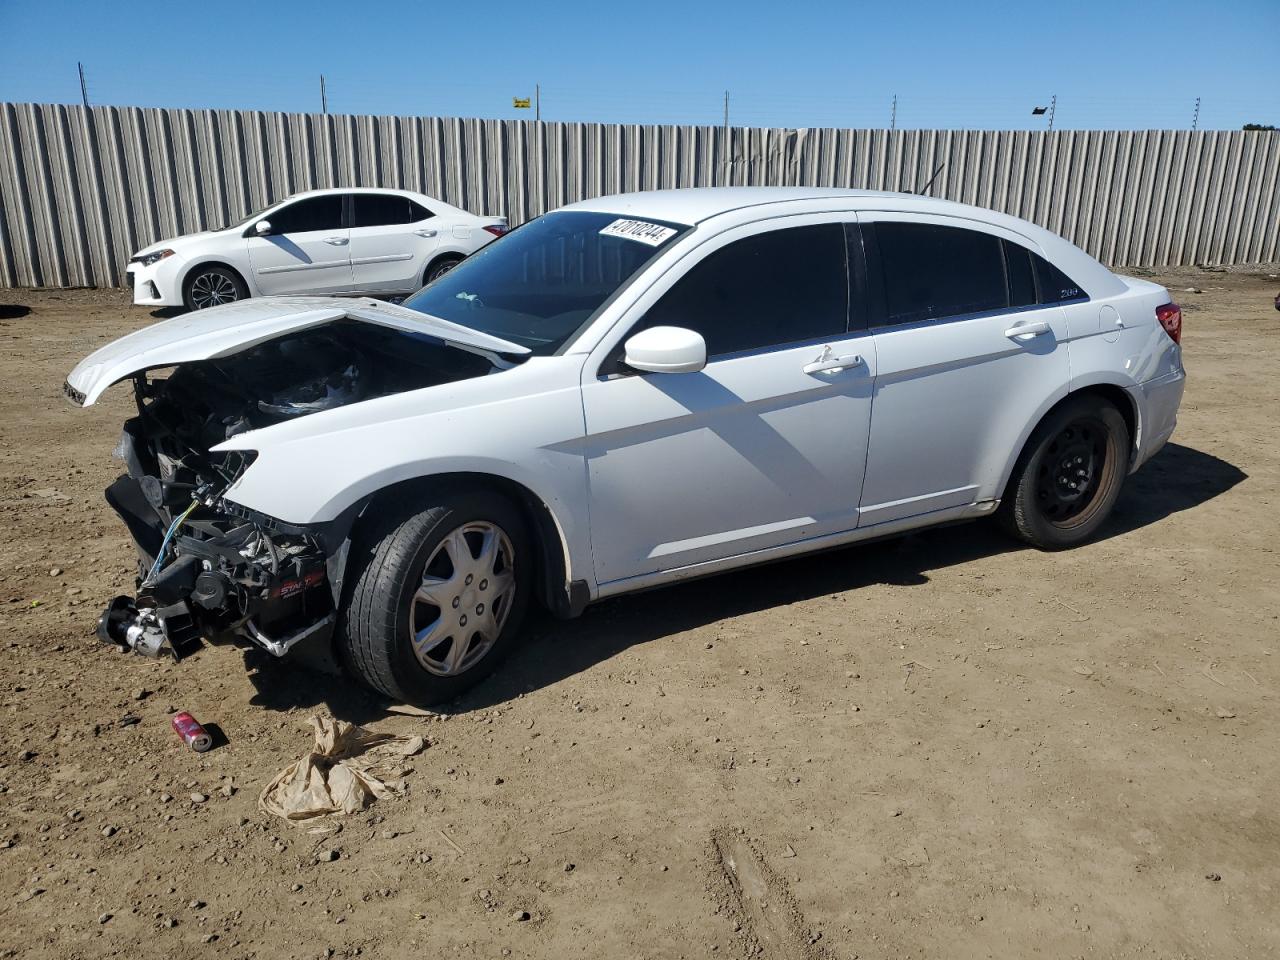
[513,97,531,109]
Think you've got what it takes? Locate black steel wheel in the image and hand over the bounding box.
[1000,395,1130,550]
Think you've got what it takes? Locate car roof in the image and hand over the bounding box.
[563,187,1121,296]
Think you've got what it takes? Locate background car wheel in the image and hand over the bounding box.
[339,490,531,706]
[999,395,1130,550]
[424,255,463,285]
[183,266,247,310]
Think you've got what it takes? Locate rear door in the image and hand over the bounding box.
[245,194,353,295]
[580,217,877,586]
[857,216,1072,525]
[349,193,441,295]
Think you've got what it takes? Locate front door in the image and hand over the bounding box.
[580,219,877,586]
[857,216,1072,525]
[246,194,353,295]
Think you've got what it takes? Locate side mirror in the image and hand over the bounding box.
[623,326,706,374]
[253,219,273,236]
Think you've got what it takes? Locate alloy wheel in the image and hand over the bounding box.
[408,521,516,676]
[189,271,240,309]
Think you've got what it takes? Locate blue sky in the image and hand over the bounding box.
[1,0,1276,130]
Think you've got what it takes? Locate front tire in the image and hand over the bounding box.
[1000,395,1130,550]
[183,266,247,310]
[339,490,531,706]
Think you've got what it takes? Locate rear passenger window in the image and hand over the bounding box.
[1033,254,1088,303]
[638,223,848,357]
[352,194,419,228]
[873,222,1007,324]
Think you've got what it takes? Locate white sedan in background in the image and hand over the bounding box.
[126,187,507,310]
[71,187,1185,706]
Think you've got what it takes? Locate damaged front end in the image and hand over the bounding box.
[81,304,517,662]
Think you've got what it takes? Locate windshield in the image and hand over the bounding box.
[401,211,690,355]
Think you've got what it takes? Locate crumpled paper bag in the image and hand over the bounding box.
[259,715,425,822]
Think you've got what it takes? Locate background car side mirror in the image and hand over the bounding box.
[253,220,273,236]
[623,326,707,374]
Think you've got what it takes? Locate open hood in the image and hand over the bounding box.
[65,296,529,406]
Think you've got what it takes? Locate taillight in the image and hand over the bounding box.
[482,224,508,238]
[1155,302,1182,344]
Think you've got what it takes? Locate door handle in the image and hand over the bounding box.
[803,353,863,375]
[1004,320,1051,340]
[324,236,349,245]
[415,229,438,238]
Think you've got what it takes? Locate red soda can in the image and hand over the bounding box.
[171,712,213,753]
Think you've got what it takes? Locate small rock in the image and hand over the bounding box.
[494,777,505,785]
[512,909,531,922]
[19,749,36,762]
[188,899,205,910]
[202,933,218,943]
[1072,666,1094,677]
[190,793,208,804]
[889,808,903,818]
[782,844,797,858]
[133,688,150,701]
[160,793,173,803]
[1205,872,1222,881]
[101,825,117,838]
[889,890,899,898]
[220,784,235,798]
[291,883,303,892]
[381,830,397,840]
[318,849,340,863]
[163,916,178,928]
[50,567,63,576]
[1215,708,1236,719]
[98,912,113,924]
[563,862,575,872]
[16,888,44,903]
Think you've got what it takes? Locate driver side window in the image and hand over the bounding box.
[634,223,849,359]
[265,195,345,235]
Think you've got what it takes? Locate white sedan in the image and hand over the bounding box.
[69,187,1185,705]
[125,187,507,310]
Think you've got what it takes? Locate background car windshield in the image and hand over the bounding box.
[402,211,688,354]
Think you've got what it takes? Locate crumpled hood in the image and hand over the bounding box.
[65,296,529,406]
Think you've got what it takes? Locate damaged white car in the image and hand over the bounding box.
[68,188,1186,705]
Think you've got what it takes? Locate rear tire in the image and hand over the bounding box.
[999,395,1130,550]
[424,255,464,285]
[339,490,531,706]
[183,266,247,310]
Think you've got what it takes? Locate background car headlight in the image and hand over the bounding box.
[131,249,174,267]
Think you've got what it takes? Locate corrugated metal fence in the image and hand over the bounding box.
[2,102,1278,288]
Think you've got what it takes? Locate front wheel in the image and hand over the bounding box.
[184,266,247,310]
[999,395,1130,550]
[339,490,531,706]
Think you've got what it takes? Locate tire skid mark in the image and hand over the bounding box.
[709,829,837,960]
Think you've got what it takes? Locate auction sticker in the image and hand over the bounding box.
[599,219,677,246]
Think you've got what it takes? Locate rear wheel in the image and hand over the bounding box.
[184,266,247,310]
[1000,395,1130,550]
[339,490,531,706]
[424,255,464,285]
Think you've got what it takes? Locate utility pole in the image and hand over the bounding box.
[320,75,328,114]
[77,62,89,109]
[1047,94,1057,132]
[1191,96,1201,131]
[535,84,540,122]
[890,94,897,131]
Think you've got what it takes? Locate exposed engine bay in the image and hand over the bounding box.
[95,320,495,660]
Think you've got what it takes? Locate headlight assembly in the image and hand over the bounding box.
[131,249,175,267]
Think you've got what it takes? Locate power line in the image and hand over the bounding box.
[77,62,89,108]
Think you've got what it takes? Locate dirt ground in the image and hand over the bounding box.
[0,268,1277,960]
